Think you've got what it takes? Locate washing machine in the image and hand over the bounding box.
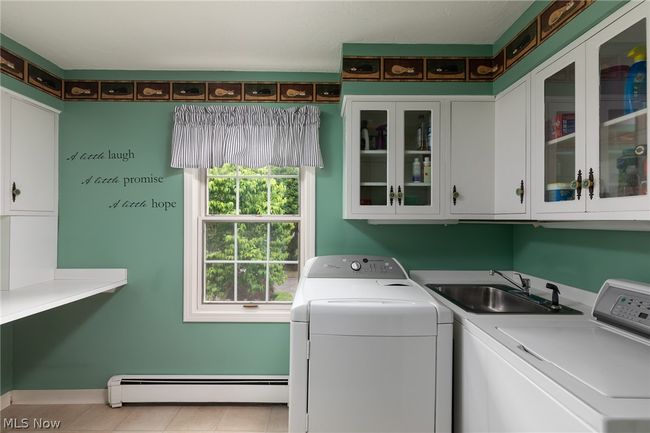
[288,255,452,433]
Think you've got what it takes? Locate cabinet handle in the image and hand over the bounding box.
[452,185,459,206]
[574,170,583,200]
[397,186,403,206]
[515,180,524,204]
[389,186,395,206]
[587,168,595,200]
[11,182,21,202]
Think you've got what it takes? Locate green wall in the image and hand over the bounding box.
[1,325,12,394]
[513,226,650,293]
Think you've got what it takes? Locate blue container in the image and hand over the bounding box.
[546,183,574,202]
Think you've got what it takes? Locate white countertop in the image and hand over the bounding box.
[409,270,650,432]
[1,268,127,324]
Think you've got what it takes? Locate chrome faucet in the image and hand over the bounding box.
[489,270,531,295]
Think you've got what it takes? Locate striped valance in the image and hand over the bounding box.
[171,105,322,168]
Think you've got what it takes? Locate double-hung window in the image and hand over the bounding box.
[184,164,315,322]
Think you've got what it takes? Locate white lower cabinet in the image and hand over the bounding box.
[455,325,593,433]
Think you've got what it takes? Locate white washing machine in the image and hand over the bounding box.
[493,279,650,432]
[289,255,452,433]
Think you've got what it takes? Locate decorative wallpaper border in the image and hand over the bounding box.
[342,0,593,82]
[0,48,341,103]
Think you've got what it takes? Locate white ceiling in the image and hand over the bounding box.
[0,1,533,73]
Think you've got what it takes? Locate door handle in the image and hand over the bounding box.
[397,186,403,206]
[452,185,459,206]
[389,186,395,206]
[515,180,524,204]
[11,182,21,202]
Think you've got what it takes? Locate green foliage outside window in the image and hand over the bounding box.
[205,165,300,302]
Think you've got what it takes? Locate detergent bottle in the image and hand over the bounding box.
[625,45,647,114]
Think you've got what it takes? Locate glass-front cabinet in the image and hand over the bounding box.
[343,98,440,219]
[533,6,649,218]
[533,46,586,215]
[586,12,648,212]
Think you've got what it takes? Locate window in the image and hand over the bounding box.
[184,164,315,322]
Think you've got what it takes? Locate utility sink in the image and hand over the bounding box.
[425,284,582,315]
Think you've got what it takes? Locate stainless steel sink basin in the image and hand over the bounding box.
[425,284,582,315]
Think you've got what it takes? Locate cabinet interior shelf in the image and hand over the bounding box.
[360,150,387,156]
[404,182,431,187]
[546,132,576,146]
[0,268,127,325]
[360,182,387,186]
[405,150,431,155]
[602,108,648,127]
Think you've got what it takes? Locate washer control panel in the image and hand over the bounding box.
[611,295,650,324]
[307,255,407,279]
[593,279,650,338]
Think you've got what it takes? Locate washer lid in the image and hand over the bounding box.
[499,326,650,398]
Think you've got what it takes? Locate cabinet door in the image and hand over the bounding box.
[348,101,396,216]
[1,95,57,214]
[586,10,648,213]
[450,101,495,215]
[495,79,529,215]
[395,102,440,215]
[532,46,586,215]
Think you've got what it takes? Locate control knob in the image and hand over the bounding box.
[350,261,362,271]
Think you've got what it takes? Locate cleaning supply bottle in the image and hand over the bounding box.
[625,45,647,114]
[412,157,422,182]
[423,157,431,184]
[361,120,370,150]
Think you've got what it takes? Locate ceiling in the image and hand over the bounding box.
[0,1,533,73]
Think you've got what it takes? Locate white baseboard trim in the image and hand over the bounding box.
[9,389,106,405]
[1,391,11,410]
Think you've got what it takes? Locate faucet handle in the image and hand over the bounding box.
[516,273,531,289]
[545,283,561,310]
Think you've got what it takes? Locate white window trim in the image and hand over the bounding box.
[183,167,315,323]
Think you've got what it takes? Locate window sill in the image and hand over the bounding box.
[184,305,291,323]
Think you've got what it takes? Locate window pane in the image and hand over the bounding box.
[270,223,298,262]
[270,178,299,215]
[239,178,268,214]
[237,222,268,261]
[205,263,234,301]
[208,178,236,215]
[237,263,267,301]
[270,263,299,302]
[271,166,299,176]
[208,164,237,176]
[239,166,269,176]
[205,222,234,260]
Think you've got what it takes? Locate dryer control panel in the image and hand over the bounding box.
[307,255,407,279]
[593,279,650,338]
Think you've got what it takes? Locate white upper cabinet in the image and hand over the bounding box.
[585,10,648,214]
[343,96,441,219]
[494,78,529,217]
[532,45,587,217]
[1,90,59,215]
[449,101,495,215]
[532,3,649,220]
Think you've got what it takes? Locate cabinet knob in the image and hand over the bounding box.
[452,185,459,205]
[574,170,583,200]
[515,180,524,204]
[389,186,395,206]
[11,182,20,202]
[397,186,403,206]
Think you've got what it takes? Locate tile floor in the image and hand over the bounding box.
[0,403,287,432]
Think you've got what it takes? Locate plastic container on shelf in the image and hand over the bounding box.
[423,157,431,184]
[546,182,574,202]
[412,157,422,182]
[624,45,647,114]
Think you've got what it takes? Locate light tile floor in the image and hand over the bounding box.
[1,403,288,432]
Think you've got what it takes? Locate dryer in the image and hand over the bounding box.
[289,255,452,433]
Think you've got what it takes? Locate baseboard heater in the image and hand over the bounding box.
[107,375,288,408]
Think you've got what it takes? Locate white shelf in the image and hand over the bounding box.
[404,182,431,187]
[0,268,127,325]
[404,150,431,155]
[360,150,387,156]
[546,132,576,146]
[602,108,648,127]
[360,182,387,187]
